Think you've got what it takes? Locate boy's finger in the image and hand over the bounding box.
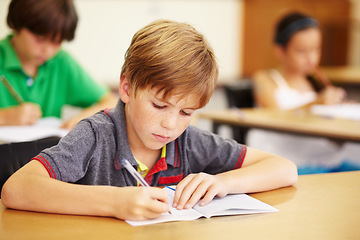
[198,189,218,207]
[176,175,207,209]
[150,188,169,203]
[147,197,170,214]
[173,175,195,206]
[182,187,206,209]
[182,181,215,209]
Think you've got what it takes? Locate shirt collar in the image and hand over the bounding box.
[1,34,23,71]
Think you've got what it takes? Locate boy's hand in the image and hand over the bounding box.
[60,116,81,130]
[172,173,230,210]
[113,187,169,221]
[2,103,42,125]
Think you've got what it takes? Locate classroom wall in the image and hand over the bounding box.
[0,0,243,88]
[1,0,360,88]
[349,0,360,66]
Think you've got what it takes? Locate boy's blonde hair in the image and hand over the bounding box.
[121,20,218,108]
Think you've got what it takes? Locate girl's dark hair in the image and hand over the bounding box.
[274,12,319,47]
[7,0,78,42]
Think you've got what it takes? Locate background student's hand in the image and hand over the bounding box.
[172,173,230,210]
[60,92,119,129]
[318,86,347,105]
[0,103,42,126]
[113,187,169,221]
[60,115,82,130]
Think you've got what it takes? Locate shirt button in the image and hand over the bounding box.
[140,170,146,175]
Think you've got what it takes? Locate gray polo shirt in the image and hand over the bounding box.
[34,100,247,186]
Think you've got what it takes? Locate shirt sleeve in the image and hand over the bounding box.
[33,120,98,182]
[58,51,109,108]
[180,126,247,174]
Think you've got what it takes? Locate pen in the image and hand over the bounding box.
[165,185,175,192]
[0,75,24,104]
[121,158,171,214]
[121,158,149,187]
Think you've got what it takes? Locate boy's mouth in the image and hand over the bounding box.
[153,134,170,143]
[37,56,47,64]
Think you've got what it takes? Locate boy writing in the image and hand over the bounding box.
[0,0,117,129]
[1,20,298,221]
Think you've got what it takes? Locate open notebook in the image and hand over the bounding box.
[126,186,278,226]
[311,103,360,121]
[0,117,68,143]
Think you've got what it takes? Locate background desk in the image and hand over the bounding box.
[0,171,359,240]
[321,66,360,85]
[196,108,360,143]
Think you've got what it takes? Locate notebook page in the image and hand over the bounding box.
[125,188,203,226]
[0,117,68,143]
[125,187,278,226]
[193,194,278,218]
[311,103,360,121]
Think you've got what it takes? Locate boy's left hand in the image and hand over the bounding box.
[172,172,230,210]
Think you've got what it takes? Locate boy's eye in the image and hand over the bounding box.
[181,110,192,116]
[35,35,47,42]
[152,102,165,109]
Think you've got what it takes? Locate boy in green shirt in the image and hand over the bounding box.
[0,0,117,129]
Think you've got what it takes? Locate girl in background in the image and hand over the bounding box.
[0,0,118,129]
[249,12,359,174]
[253,12,346,111]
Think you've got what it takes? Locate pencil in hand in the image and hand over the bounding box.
[0,75,24,104]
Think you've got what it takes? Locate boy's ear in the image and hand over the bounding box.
[119,74,131,103]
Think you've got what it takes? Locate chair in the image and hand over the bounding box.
[0,137,60,198]
[214,79,254,144]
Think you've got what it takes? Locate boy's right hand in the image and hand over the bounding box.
[113,187,169,221]
[1,103,42,125]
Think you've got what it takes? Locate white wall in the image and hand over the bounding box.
[349,0,360,66]
[0,0,243,88]
[0,0,9,35]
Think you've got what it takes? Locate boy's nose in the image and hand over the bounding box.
[161,113,178,130]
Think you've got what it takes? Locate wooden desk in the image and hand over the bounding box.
[196,108,360,143]
[321,66,360,85]
[0,171,359,240]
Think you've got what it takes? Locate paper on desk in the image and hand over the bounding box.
[0,117,68,143]
[126,187,278,226]
[311,104,360,121]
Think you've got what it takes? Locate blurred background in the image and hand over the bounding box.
[1,0,360,133]
[1,0,360,175]
[1,0,358,87]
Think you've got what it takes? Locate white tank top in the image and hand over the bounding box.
[269,69,316,110]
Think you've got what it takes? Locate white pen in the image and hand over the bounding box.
[121,158,149,187]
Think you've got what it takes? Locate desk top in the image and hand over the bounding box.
[321,66,360,85]
[1,171,359,240]
[197,108,360,142]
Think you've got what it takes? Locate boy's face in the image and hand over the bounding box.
[12,28,62,67]
[120,77,200,151]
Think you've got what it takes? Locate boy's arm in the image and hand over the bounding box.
[172,147,298,210]
[1,160,169,220]
[60,91,118,129]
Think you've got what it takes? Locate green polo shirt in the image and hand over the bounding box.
[0,34,108,118]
